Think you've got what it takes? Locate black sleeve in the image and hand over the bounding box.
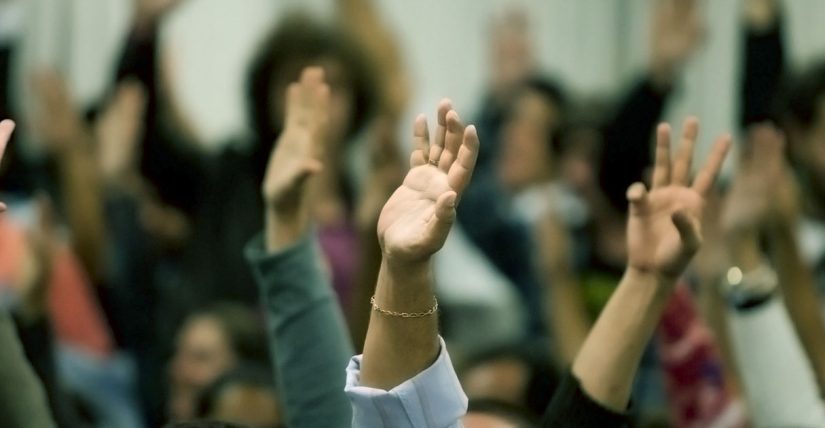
[598,78,670,213]
[740,19,785,128]
[541,369,628,428]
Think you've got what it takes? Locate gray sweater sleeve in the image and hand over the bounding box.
[0,310,55,428]
[245,232,354,428]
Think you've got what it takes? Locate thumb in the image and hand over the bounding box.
[626,182,649,214]
[426,191,457,244]
[671,209,702,254]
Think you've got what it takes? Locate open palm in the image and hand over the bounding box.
[378,100,479,263]
[626,118,730,279]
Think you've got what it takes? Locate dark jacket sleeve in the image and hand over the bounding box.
[541,369,627,427]
[0,309,56,427]
[740,19,785,128]
[599,78,670,213]
[245,232,354,428]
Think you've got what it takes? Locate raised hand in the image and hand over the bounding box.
[262,67,329,250]
[96,81,147,185]
[722,124,797,234]
[377,100,479,265]
[135,0,185,29]
[626,117,730,280]
[0,120,13,212]
[651,0,704,86]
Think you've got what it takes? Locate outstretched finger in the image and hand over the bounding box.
[652,123,672,188]
[671,117,698,185]
[626,182,649,215]
[447,125,480,197]
[0,119,15,163]
[672,209,702,254]
[428,99,452,166]
[411,114,430,168]
[692,133,731,196]
[438,110,465,172]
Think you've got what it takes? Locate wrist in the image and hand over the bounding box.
[726,229,763,272]
[624,266,679,290]
[374,258,434,314]
[264,208,308,252]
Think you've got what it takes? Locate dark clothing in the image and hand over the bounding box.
[542,370,627,427]
[599,78,670,213]
[740,20,785,127]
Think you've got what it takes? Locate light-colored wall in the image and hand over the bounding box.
[13,0,825,156]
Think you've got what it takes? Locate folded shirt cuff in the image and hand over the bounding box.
[345,337,468,428]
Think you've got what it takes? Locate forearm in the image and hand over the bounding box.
[360,260,439,390]
[57,142,107,281]
[247,232,354,428]
[0,310,55,427]
[546,271,591,365]
[350,226,382,353]
[572,269,673,411]
[769,222,825,393]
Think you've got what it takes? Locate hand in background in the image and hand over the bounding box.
[743,0,780,32]
[262,67,329,251]
[626,117,731,280]
[134,0,185,31]
[650,0,704,87]
[30,71,89,154]
[356,115,405,232]
[377,100,479,266]
[722,124,797,235]
[0,119,13,212]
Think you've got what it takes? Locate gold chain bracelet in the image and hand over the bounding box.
[370,295,438,318]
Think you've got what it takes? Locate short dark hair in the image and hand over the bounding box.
[164,421,249,428]
[461,342,560,418]
[196,362,277,418]
[506,75,569,155]
[188,302,268,366]
[467,399,539,428]
[777,59,825,133]
[246,12,378,146]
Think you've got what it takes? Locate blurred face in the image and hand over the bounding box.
[498,91,560,192]
[461,358,528,406]
[270,57,355,154]
[168,315,236,420]
[210,384,282,428]
[464,412,521,428]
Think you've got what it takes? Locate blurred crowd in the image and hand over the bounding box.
[1,0,825,427]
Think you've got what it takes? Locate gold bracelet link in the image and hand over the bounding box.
[370,295,438,318]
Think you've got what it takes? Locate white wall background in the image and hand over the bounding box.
[12,0,825,156]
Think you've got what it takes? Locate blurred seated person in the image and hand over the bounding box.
[196,363,282,428]
[168,302,268,422]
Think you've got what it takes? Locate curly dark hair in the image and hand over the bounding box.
[245,12,378,147]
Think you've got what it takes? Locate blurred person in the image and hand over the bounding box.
[460,343,559,419]
[464,399,540,428]
[168,302,268,422]
[709,124,825,426]
[196,363,282,428]
[245,67,354,427]
[347,91,730,426]
[0,119,57,427]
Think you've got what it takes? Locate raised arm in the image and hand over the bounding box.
[347,100,478,427]
[599,0,703,212]
[546,118,731,425]
[0,120,56,428]
[246,67,353,428]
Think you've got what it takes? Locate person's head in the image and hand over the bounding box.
[777,60,825,208]
[169,303,267,420]
[197,364,282,428]
[497,76,567,192]
[459,344,559,418]
[463,399,538,428]
[246,13,377,157]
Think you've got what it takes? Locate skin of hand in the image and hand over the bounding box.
[360,100,480,390]
[743,0,780,31]
[572,117,731,410]
[262,67,330,252]
[134,0,185,31]
[96,80,147,186]
[377,100,479,267]
[626,118,730,281]
[30,71,89,153]
[650,0,704,88]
